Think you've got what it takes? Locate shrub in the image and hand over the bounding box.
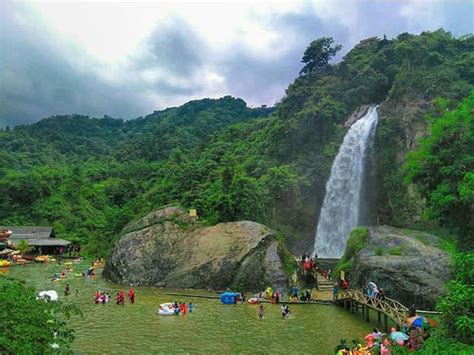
[374,247,384,256]
[389,246,403,255]
[342,227,369,260]
[0,277,79,353]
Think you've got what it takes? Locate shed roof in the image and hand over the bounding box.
[20,238,71,247]
[0,226,54,240]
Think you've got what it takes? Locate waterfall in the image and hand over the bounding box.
[313,106,379,258]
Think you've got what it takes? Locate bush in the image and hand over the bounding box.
[389,246,403,255]
[276,232,298,276]
[0,277,79,353]
[374,247,384,256]
[342,227,369,260]
[435,252,474,344]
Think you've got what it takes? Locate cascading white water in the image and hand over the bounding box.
[313,106,379,258]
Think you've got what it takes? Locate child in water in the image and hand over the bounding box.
[188,302,193,313]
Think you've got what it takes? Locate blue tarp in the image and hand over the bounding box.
[220,292,239,305]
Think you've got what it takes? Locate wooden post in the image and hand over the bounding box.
[378,311,381,323]
[384,314,388,331]
[366,306,370,322]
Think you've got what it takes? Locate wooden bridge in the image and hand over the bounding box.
[334,289,409,330]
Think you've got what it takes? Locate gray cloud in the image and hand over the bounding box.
[0,1,472,127]
[0,2,153,127]
[140,21,206,77]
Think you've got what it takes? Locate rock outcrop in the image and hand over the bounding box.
[347,225,452,309]
[344,105,372,128]
[103,206,291,292]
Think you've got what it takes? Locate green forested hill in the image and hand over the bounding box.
[1,29,472,255]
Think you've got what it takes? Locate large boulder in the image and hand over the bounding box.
[347,225,452,310]
[103,206,291,292]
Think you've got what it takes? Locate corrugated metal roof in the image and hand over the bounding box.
[17,238,71,247]
[0,226,53,239]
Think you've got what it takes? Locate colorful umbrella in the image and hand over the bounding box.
[389,331,409,342]
[407,316,437,329]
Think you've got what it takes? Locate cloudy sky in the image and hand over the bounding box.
[0,0,472,127]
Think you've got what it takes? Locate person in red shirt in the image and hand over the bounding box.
[128,288,135,304]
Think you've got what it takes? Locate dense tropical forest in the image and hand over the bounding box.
[1,29,472,256]
[1,28,473,352]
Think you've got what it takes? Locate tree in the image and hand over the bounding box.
[14,239,33,257]
[299,37,342,75]
[405,91,474,248]
[0,277,77,353]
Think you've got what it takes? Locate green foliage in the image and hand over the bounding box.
[0,277,78,353]
[388,246,403,256]
[300,37,342,76]
[405,91,474,249]
[333,260,353,281]
[333,227,368,280]
[276,232,298,276]
[342,227,369,260]
[435,252,474,344]
[14,239,33,256]
[1,30,472,256]
[374,247,384,256]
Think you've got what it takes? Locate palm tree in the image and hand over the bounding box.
[14,240,33,257]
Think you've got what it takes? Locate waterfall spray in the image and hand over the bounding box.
[313,106,379,258]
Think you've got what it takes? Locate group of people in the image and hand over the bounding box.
[363,326,429,354]
[256,303,291,320]
[301,253,318,275]
[94,288,134,305]
[364,282,385,301]
[289,286,312,302]
[172,302,194,315]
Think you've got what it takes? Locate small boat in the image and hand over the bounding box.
[220,292,240,305]
[159,303,177,316]
[37,290,58,302]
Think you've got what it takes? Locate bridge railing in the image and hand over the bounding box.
[335,289,409,326]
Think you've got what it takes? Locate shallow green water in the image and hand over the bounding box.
[6,261,375,354]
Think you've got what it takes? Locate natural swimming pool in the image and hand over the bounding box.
[6,260,375,354]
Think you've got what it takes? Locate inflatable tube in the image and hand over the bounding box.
[159,303,177,316]
[247,297,258,304]
[0,260,11,267]
[74,273,84,277]
[220,292,239,305]
[37,290,58,302]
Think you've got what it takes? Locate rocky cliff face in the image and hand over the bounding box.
[348,225,452,309]
[103,206,290,292]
